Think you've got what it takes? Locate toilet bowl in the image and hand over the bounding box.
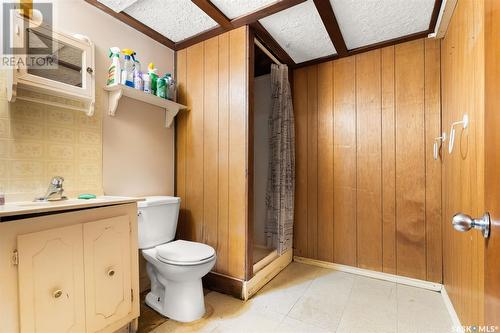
[137,196,216,322]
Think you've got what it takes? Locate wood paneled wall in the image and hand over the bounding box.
[441,0,485,326]
[176,27,249,280]
[293,38,442,282]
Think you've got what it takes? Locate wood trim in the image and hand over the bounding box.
[294,256,443,291]
[202,272,245,299]
[250,22,295,65]
[312,0,348,56]
[429,0,444,31]
[230,0,306,28]
[243,249,293,300]
[253,249,279,274]
[441,287,462,328]
[433,0,457,38]
[84,0,176,50]
[246,28,255,281]
[191,0,232,29]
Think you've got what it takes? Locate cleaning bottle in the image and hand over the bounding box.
[106,47,121,86]
[164,73,176,101]
[148,63,159,95]
[134,72,144,91]
[156,76,166,98]
[133,59,143,90]
[121,49,136,88]
[143,73,151,94]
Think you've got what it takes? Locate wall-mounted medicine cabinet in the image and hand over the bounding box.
[6,11,95,115]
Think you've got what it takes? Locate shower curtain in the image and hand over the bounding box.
[265,64,295,255]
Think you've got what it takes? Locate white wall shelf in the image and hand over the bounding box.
[103,84,187,128]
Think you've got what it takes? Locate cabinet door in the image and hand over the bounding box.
[17,224,86,333]
[83,215,132,332]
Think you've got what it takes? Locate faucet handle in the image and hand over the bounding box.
[50,176,64,187]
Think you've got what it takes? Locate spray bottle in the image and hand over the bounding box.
[107,47,121,86]
[121,49,136,88]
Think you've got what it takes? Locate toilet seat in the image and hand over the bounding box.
[156,240,215,266]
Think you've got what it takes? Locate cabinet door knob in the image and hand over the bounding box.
[107,268,115,277]
[53,289,63,299]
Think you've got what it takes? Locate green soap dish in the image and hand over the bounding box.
[78,194,97,199]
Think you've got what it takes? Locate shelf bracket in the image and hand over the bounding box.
[165,108,180,128]
[107,87,123,116]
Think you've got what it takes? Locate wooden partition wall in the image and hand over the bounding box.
[293,38,442,282]
[441,0,485,326]
[176,26,249,281]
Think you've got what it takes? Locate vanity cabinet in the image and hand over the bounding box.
[0,202,139,333]
[83,216,132,332]
[17,224,86,333]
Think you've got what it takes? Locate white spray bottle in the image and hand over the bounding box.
[107,47,121,86]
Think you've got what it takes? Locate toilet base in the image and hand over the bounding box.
[145,278,206,323]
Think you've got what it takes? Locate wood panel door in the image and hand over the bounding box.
[17,224,86,333]
[484,0,500,326]
[83,215,132,332]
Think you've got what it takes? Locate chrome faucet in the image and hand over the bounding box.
[35,176,67,201]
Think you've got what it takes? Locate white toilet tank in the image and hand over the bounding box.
[137,196,181,249]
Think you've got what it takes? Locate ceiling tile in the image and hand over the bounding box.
[210,0,277,20]
[259,0,336,63]
[330,0,435,50]
[97,0,138,12]
[124,0,218,43]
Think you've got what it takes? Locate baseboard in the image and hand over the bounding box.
[242,249,293,300]
[293,256,443,292]
[441,286,462,329]
[202,272,245,299]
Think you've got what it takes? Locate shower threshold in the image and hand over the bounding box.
[253,246,279,274]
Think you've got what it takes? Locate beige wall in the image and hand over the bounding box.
[0,0,175,202]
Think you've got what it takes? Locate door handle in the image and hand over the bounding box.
[452,212,490,238]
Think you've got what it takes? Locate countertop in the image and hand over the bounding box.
[0,196,143,218]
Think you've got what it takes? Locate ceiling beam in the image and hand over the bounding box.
[250,21,295,65]
[429,0,444,31]
[84,0,176,50]
[191,0,232,29]
[231,0,306,28]
[312,0,348,56]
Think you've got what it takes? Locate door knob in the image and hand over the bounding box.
[452,212,490,238]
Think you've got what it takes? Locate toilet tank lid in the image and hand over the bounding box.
[138,196,181,208]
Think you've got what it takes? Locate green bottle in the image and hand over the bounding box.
[148,63,158,95]
[156,77,166,99]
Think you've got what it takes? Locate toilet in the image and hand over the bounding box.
[137,196,216,322]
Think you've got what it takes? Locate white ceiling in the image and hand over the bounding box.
[259,0,336,63]
[123,0,218,43]
[97,0,138,13]
[210,0,277,20]
[330,0,435,50]
[96,0,438,64]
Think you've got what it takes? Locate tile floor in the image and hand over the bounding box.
[146,262,455,333]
